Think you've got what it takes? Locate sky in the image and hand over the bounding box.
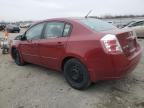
[0,0,144,21]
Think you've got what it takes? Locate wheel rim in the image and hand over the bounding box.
[68,65,84,83]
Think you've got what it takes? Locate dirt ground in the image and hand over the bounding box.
[0,31,144,108]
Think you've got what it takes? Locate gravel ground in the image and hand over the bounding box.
[0,31,144,108]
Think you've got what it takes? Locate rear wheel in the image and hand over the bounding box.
[13,50,25,66]
[64,59,91,90]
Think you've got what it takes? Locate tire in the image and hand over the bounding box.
[64,58,91,90]
[13,50,25,66]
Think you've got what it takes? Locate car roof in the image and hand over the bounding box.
[34,17,96,24]
[45,17,88,20]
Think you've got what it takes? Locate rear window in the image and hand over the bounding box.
[79,19,117,31]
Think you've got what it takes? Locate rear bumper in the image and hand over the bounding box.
[112,47,142,78]
[88,47,143,82]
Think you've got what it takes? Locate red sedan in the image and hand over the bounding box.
[10,18,142,90]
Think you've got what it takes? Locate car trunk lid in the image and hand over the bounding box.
[102,29,139,57]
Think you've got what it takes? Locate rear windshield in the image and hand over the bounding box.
[79,19,117,31]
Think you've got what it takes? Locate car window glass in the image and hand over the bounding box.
[63,24,71,37]
[26,23,45,40]
[131,21,144,27]
[79,19,117,31]
[44,22,65,38]
[142,21,144,25]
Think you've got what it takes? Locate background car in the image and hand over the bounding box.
[0,23,6,31]
[20,23,32,28]
[10,18,142,90]
[6,25,20,33]
[122,20,144,38]
[121,21,136,28]
[123,20,144,28]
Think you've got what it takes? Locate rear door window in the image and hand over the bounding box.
[63,24,71,37]
[44,22,72,39]
[44,22,65,38]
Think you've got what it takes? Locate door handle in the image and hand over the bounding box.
[33,43,39,46]
[27,40,32,43]
[57,42,64,46]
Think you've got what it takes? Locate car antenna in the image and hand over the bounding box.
[85,10,93,18]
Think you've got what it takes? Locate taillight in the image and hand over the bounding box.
[101,34,123,54]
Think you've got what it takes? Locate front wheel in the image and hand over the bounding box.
[64,59,91,90]
[13,50,25,66]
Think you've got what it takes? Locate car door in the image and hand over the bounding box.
[39,21,72,69]
[19,22,45,64]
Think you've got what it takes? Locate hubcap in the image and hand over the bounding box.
[69,65,83,83]
[71,68,80,80]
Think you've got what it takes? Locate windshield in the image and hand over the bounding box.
[78,19,117,32]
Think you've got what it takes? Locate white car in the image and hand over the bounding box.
[123,21,144,38]
[20,23,32,28]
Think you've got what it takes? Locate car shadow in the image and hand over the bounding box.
[16,62,137,92]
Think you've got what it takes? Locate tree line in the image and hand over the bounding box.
[90,15,144,19]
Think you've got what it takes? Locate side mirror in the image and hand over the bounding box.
[21,32,27,41]
[14,35,23,40]
[14,34,27,41]
[21,34,27,41]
